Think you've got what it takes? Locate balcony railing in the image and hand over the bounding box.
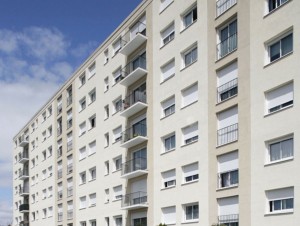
[19,134,29,147]
[216,0,237,17]
[217,123,238,146]
[121,123,147,144]
[58,169,63,179]
[67,210,73,220]
[121,191,148,208]
[120,21,147,56]
[122,54,146,78]
[57,127,62,136]
[67,187,73,197]
[19,169,29,179]
[18,150,29,163]
[217,78,238,103]
[19,204,29,212]
[19,220,29,226]
[67,95,73,106]
[67,140,73,152]
[122,92,147,111]
[19,186,29,195]
[58,212,63,222]
[217,33,237,60]
[57,146,62,158]
[218,214,239,224]
[122,157,147,176]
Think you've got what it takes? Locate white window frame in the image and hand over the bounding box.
[266,135,294,164]
[161,22,175,47]
[162,169,176,189]
[79,97,86,112]
[161,58,175,83]
[89,88,96,104]
[182,122,198,145]
[163,133,176,153]
[181,83,198,108]
[161,95,175,118]
[182,44,198,68]
[182,5,197,30]
[267,0,290,14]
[182,162,199,184]
[79,73,86,87]
[183,203,199,222]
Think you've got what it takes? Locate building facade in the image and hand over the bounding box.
[13,0,300,226]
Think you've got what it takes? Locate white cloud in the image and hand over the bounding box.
[0,29,19,54]
[0,200,13,225]
[70,41,98,58]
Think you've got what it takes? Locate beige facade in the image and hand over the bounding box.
[13,0,299,226]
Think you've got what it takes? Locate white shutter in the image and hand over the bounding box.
[58,184,62,192]
[183,162,198,177]
[58,204,62,212]
[162,206,176,224]
[90,193,96,205]
[161,60,175,81]
[131,179,147,193]
[162,96,175,110]
[113,126,122,139]
[182,83,198,107]
[67,201,73,210]
[131,211,147,221]
[67,178,73,187]
[183,123,198,141]
[113,39,121,53]
[266,187,294,200]
[160,0,173,12]
[218,107,238,129]
[217,61,238,86]
[58,162,62,170]
[161,23,174,40]
[130,114,146,126]
[162,169,176,182]
[113,186,122,198]
[218,196,239,215]
[218,151,238,172]
[267,83,293,109]
[79,147,86,159]
[67,155,73,164]
[89,141,96,154]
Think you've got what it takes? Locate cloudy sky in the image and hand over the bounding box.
[0,0,141,224]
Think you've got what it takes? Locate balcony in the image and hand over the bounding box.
[18,150,29,163]
[67,187,73,197]
[216,0,237,17]
[121,157,147,179]
[67,163,73,174]
[217,123,238,146]
[19,169,29,180]
[19,135,29,147]
[57,127,62,137]
[217,78,238,103]
[57,146,62,158]
[67,210,73,220]
[67,119,73,130]
[19,204,29,213]
[58,169,63,179]
[120,54,147,87]
[19,220,29,226]
[214,214,239,226]
[120,123,147,148]
[67,95,72,107]
[67,140,73,152]
[58,212,63,222]
[121,191,148,210]
[58,190,63,200]
[120,92,147,118]
[120,21,147,56]
[217,33,237,60]
[19,186,29,196]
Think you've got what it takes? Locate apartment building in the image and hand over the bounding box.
[13,0,300,226]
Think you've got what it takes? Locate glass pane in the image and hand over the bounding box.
[184,12,192,27]
[186,206,193,220]
[185,52,192,66]
[284,198,294,209]
[281,33,293,56]
[273,200,281,211]
[193,205,199,219]
[270,41,280,62]
[230,170,239,185]
[192,48,198,62]
[221,172,230,187]
[269,0,277,11]
[281,138,293,158]
[270,142,281,161]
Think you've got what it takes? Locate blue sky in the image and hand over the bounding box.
[0,0,142,224]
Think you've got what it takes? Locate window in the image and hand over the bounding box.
[113,67,123,84]
[90,220,97,226]
[104,49,109,64]
[79,196,87,209]
[113,185,122,200]
[104,105,109,120]
[67,178,73,197]
[114,216,122,226]
[161,23,175,46]
[48,106,52,117]
[184,203,199,221]
[217,196,239,224]
[113,126,122,143]
[80,172,86,184]
[182,162,199,183]
[268,136,293,163]
[79,122,86,136]
[182,122,198,145]
[48,186,53,197]
[183,6,197,29]
[182,83,198,107]
[216,0,237,16]
[42,150,46,161]
[79,147,87,160]
[114,156,122,171]
[48,166,53,177]
[183,46,197,68]
[161,96,175,118]
[48,207,53,217]
[42,112,46,122]
[162,206,176,225]
[268,32,293,63]
[104,133,109,147]
[89,193,96,207]
[163,133,175,152]
[79,97,86,112]
[113,38,122,55]
[160,0,173,12]
[268,0,289,12]
[104,161,109,175]
[42,189,47,199]
[217,61,238,103]
[88,62,96,78]
[88,141,96,156]
[113,97,122,114]
[67,110,72,129]
[89,167,96,181]
[265,82,293,114]
[266,187,294,213]
[48,126,52,137]
[217,151,239,188]
[105,189,110,203]
[104,77,109,92]
[79,73,86,87]
[80,222,87,226]
[217,19,237,59]
[67,155,73,174]
[89,88,96,104]
[161,59,175,82]
[48,146,53,157]
[162,169,176,188]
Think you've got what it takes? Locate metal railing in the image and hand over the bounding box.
[19,169,29,178]
[57,169,63,179]
[121,191,147,208]
[122,91,147,111]
[67,210,73,220]
[20,134,29,144]
[217,123,238,146]
[217,33,237,60]
[19,204,29,212]
[217,78,238,103]
[67,140,73,152]
[218,214,239,223]
[57,146,62,158]
[216,0,237,17]
[19,186,29,195]
[67,186,73,197]
[58,212,63,222]
[121,157,147,176]
[120,21,146,48]
[67,95,72,106]
[19,150,29,161]
[121,54,147,80]
[121,123,147,144]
